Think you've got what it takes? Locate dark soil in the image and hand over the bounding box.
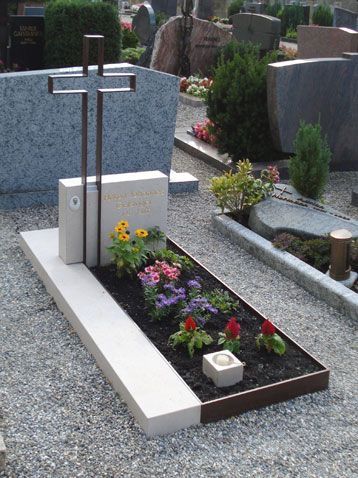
[91,242,322,403]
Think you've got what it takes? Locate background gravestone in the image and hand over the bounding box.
[24,6,45,16]
[333,7,358,31]
[150,0,177,17]
[267,53,358,170]
[232,13,281,51]
[132,3,156,45]
[9,15,44,70]
[243,3,266,14]
[151,16,232,75]
[195,0,231,20]
[0,64,185,208]
[297,25,358,58]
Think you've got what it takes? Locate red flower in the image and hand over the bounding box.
[261,320,275,336]
[184,316,197,332]
[225,317,241,339]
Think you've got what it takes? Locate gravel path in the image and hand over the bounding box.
[1,104,357,478]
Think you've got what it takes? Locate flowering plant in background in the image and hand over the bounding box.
[218,317,241,354]
[169,317,213,358]
[107,221,159,278]
[256,320,286,356]
[192,119,217,145]
[180,75,213,99]
[121,21,133,31]
[262,165,280,184]
[182,296,218,326]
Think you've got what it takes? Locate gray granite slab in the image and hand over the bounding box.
[232,13,281,50]
[0,63,198,208]
[249,184,358,239]
[150,0,177,17]
[267,53,358,170]
[334,7,358,31]
[132,4,156,45]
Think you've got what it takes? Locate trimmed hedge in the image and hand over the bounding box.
[45,0,121,68]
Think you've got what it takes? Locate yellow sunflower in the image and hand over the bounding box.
[114,225,126,233]
[135,229,148,238]
[117,220,129,229]
[108,232,115,239]
[118,233,130,242]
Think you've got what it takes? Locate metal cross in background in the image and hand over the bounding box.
[48,35,136,266]
[179,0,194,77]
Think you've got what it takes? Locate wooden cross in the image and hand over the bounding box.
[48,35,136,265]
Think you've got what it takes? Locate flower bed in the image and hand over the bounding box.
[92,239,329,409]
[180,76,212,100]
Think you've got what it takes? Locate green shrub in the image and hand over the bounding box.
[122,28,139,49]
[45,0,121,68]
[210,159,275,219]
[228,0,244,17]
[207,41,278,162]
[289,120,331,199]
[312,4,333,26]
[278,4,307,36]
[266,1,282,18]
[121,47,145,64]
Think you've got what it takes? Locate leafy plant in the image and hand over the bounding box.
[285,27,298,39]
[169,317,213,358]
[218,317,241,354]
[207,42,279,162]
[210,159,276,219]
[273,233,331,271]
[203,289,239,315]
[121,26,139,49]
[256,320,286,356]
[289,120,331,200]
[45,0,121,68]
[107,221,159,278]
[278,4,307,37]
[266,1,282,19]
[152,249,194,272]
[228,0,244,17]
[312,4,333,26]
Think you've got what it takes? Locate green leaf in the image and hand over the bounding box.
[271,334,286,356]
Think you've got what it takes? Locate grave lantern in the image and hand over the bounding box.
[329,229,352,281]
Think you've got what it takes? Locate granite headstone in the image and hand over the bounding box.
[9,15,44,70]
[298,25,358,59]
[333,7,358,31]
[0,63,197,209]
[232,13,281,51]
[132,3,156,45]
[151,16,232,75]
[267,53,358,170]
[243,3,266,14]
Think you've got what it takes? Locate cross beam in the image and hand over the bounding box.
[48,35,136,266]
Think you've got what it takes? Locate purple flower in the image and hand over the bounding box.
[183,297,218,316]
[187,279,202,289]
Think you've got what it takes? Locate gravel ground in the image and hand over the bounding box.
[1,104,357,478]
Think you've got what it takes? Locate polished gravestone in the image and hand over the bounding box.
[232,13,281,51]
[267,53,358,170]
[132,3,156,45]
[334,7,358,31]
[8,15,44,70]
[150,0,177,17]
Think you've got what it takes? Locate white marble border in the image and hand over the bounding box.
[20,228,201,437]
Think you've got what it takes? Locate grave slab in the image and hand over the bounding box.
[132,4,156,45]
[334,7,358,31]
[20,228,201,437]
[0,63,198,209]
[249,184,358,240]
[267,53,358,170]
[232,13,281,51]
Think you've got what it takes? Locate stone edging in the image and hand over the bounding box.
[212,212,358,321]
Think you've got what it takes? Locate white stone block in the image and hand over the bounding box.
[59,171,168,267]
[203,351,244,388]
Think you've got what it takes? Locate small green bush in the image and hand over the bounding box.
[278,4,307,36]
[228,0,244,17]
[289,120,331,200]
[121,47,145,64]
[266,2,282,18]
[312,4,333,26]
[122,28,139,49]
[45,0,121,68]
[207,41,278,162]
